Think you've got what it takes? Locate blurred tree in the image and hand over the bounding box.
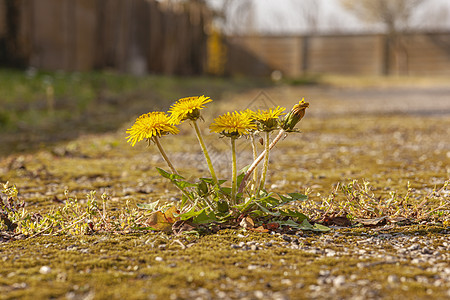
[340,0,425,75]
[293,0,320,34]
[212,0,254,34]
[340,0,425,33]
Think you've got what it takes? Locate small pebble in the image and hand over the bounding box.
[388,274,399,283]
[333,275,346,288]
[281,235,292,242]
[39,266,51,274]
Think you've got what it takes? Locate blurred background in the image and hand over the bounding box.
[1,0,450,76]
[0,0,450,155]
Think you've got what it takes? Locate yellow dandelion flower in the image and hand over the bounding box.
[252,106,285,131]
[210,110,257,138]
[126,112,179,146]
[169,95,212,124]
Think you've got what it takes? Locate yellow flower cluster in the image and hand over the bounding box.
[126,95,211,146]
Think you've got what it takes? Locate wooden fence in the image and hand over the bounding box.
[226,32,450,77]
[0,0,211,75]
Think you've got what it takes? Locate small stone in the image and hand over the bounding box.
[333,275,346,288]
[265,242,273,247]
[12,282,27,289]
[421,247,433,254]
[282,235,292,242]
[39,266,51,274]
[155,257,163,262]
[254,290,264,299]
[408,244,420,251]
[281,278,292,286]
[387,275,399,283]
[231,244,240,249]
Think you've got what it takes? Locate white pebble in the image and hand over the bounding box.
[39,266,51,274]
[333,275,346,288]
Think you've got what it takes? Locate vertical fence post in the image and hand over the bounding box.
[301,35,309,74]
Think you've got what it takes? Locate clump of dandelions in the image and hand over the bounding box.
[126,96,311,227]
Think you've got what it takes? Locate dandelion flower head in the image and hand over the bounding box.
[252,106,285,131]
[210,110,256,138]
[169,95,212,124]
[126,112,179,146]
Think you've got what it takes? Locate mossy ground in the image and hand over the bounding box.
[1,227,448,299]
[1,73,449,299]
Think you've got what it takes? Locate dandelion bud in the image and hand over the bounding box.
[280,99,309,132]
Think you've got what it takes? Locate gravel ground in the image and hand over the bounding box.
[191,228,450,300]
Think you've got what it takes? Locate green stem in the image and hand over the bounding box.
[153,136,178,175]
[153,136,195,206]
[231,138,237,205]
[238,129,286,194]
[250,134,258,188]
[192,120,218,184]
[257,131,271,194]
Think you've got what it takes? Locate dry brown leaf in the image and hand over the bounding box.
[146,206,180,232]
[239,216,254,229]
[250,225,269,233]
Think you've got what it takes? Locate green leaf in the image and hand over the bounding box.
[217,201,229,214]
[156,167,184,181]
[156,167,172,179]
[287,193,308,201]
[275,192,308,207]
[200,178,227,186]
[173,180,196,190]
[311,223,331,232]
[193,209,218,224]
[178,207,218,224]
[179,207,203,221]
[220,187,232,196]
[277,219,330,232]
[255,194,280,209]
[197,180,209,196]
[136,200,160,211]
[253,202,281,216]
[277,219,303,229]
[279,209,308,222]
[236,166,249,188]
